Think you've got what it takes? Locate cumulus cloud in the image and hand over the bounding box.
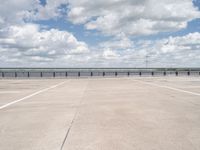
[68,0,200,36]
[1,23,200,67]
[0,0,39,27]
[75,32,200,67]
[0,0,91,67]
[34,0,69,20]
[1,0,199,36]
[95,32,200,67]
[100,34,133,50]
[144,32,200,59]
[5,0,198,37]
[0,23,89,65]
[0,0,200,67]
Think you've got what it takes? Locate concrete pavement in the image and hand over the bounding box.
[0,77,200,150]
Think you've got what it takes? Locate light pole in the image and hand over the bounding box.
[145,54,150,68]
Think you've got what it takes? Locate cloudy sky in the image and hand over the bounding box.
[0,0,200,67]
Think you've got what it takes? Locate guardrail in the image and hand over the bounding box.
[0,70,200,78]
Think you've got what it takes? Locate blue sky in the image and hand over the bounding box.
[36,0,200,45]
[0,0,200,67]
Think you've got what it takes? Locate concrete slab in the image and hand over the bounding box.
[0,79,88,150]
[0,79,64,105]
[0,77,200,150]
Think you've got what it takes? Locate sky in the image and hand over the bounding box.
[0,0,200,68]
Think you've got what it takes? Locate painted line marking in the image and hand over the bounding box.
[133,79,200,96]
[0,81,66,110]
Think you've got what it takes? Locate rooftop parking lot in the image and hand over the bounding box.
[0,77,200,150]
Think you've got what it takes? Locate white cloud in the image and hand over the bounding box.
[140,32,200,67]
[94,32,200,67]
[2,0,199,37]
[34,0,69,20]
[1,0,199,38]
[0,23,89,65]
[102,49,119,60]
[0,0,200,67]
[0,0,68,25]
[0,0,39,27]
[67,7,89,24]
[67,0,200,36]
[1,23,200,67]
[156,32,200,54]
[100,35,133,50]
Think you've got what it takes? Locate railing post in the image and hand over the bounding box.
[15,72,17,78]
[78,72,80,77]
[28,72,30,78]
[91,72,93,77]
[53,72,55,78]
[2,72,4,78]
[66,72,67,77]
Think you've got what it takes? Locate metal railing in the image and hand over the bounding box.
[0,68,200,78]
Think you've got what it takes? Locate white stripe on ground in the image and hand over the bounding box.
[133,79,200,96]
[0,81,66,110]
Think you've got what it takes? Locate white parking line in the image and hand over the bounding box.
[0,81,66,110]
[133,79,200,96]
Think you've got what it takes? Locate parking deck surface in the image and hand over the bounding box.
[0,77,200,150]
